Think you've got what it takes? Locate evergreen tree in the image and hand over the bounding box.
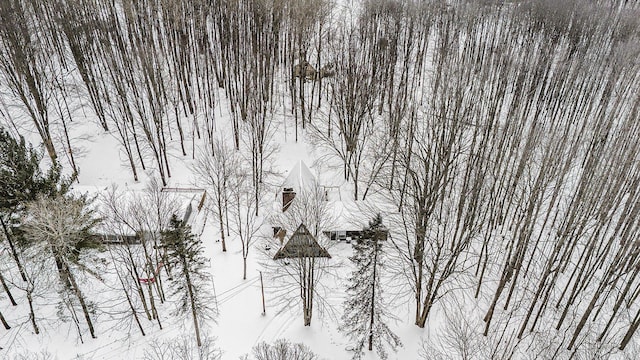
[0,128,70,211]
[161,215,215,347]
[0,128,70,281]
[340,214,401,359]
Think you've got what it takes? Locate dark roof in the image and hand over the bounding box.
[273,223,331,259]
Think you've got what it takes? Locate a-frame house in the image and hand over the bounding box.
[273,223,331,260]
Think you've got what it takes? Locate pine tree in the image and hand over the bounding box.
[340,214,401,359]
[0,128,71,253]
[0,127,71,330]
[0,128,69,208]
[161,215,215,347]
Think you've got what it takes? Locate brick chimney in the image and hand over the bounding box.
[283,188,296,211]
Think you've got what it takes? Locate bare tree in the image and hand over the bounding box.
[310,22,379,201]
[143,335,221,360]
[248,339,320,360]
[193,136,238,252]
[229,164,263,280]
[99,180,181,330]
[22,194,101,339]
[268,185,334,242]
[0,0,59,161]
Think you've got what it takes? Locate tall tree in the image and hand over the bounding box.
[99,183,180,330]
[161,215,215,347]
[0,128,69,282]
[271,223,331,327]
[192,136,237,252]
[0,0,59,162]
[229,165,262,280]
[341,214,401,359]
[22,194,101,339]
[266,185,334,326]
[313,23,380,201]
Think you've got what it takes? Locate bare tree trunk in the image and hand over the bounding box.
[301,257,314,326]
[218,191,227,252]
[0,270,16,306]
[124,243,152,320]
[65,263,96,339]
[1,216,27,282]
[23,278,39,334]
[111,248,146,336]
[182,256,202,347]
[620,306,640,350]
[368,236,379,351]
[243,255,248,281]
[0,309,9,329]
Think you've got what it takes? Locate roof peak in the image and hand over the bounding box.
[281,160,317,193]
[273,223,331,259]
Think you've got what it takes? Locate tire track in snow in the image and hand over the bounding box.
[216,277,260,306]
[254,309,297,346]
[76,308,189,360]
[85,277,260,358]
[85,324,183,360]
[271,312,297,341]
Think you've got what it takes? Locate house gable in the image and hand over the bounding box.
[273,223,331,259]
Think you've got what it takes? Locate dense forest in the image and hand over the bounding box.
[1,0,640,358]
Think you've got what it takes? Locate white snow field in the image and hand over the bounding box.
[0,128,426,359]
[2,1,640,359]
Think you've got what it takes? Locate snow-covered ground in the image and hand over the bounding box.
[0,123,428,359]
[4,2,640,358]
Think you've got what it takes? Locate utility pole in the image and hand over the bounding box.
[209,259,219,313]
[260,271,266,315]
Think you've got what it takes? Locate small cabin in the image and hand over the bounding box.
[271,161,390,248]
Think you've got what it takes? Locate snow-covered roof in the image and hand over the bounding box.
[325,199,371,231]
[281,160,317,193]
[69,185,207,238]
